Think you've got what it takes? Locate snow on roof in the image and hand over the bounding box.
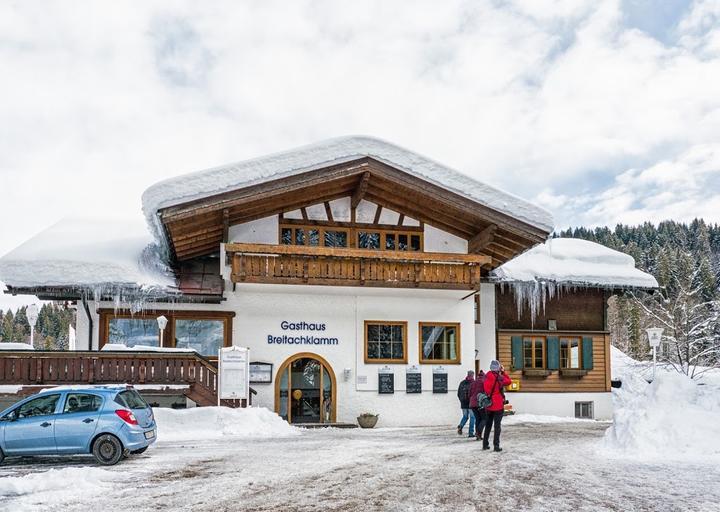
[142,135,554,242]
[0,218,175,291]
[491,238,658,289]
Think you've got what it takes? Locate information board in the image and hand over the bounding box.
[218,346,250,402]
[378,373,395,394]
[249,362,273,383]
[432,373,448,394]
[406,372,422,394]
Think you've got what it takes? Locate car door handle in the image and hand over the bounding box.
[83,418,95,423]
[40,422,51,427]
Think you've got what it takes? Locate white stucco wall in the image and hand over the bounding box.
[506,392,613,420]
[424,224,467,254]
[474,283,496,371]
[228,215,279,244]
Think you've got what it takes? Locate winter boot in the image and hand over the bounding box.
[493,447,503,452]
[457,426,462,435]
[482,443,490,450]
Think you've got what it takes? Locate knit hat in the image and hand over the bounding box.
[490,360,501,371]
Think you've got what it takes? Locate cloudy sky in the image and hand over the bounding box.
[1,0,719,309]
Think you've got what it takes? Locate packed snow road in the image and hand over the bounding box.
[1,420,718,512]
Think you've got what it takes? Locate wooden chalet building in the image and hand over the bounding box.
[0,136,656,424]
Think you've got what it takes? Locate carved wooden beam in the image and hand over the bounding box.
[324,201,334,222]
[373,205,383,225]
[468,224,497,253]
[222,209,230,243]
[351,171,371,209]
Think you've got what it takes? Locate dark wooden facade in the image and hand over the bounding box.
[496,287,612,393]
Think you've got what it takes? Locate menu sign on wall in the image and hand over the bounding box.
[378,366,394,394]
[406,365,421,394]
[432,366,448,394]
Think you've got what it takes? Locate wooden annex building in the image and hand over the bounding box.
[0,136,657,424]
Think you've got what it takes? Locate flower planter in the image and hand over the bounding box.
[357,414,379,428]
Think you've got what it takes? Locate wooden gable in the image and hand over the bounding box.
[158,157,550,265]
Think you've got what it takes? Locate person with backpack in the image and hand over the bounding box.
[481,360,512,452]
[468,370,486,441]
[456,370,475,437]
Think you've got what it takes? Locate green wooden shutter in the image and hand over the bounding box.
[582,337,594,370]
[547,336,559,370]
[511,336,523,370]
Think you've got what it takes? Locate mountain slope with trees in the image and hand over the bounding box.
[558,220,720,376]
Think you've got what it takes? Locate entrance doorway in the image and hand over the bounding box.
[275,353,336,424]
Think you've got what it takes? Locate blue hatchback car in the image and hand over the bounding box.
[0,385,156,465]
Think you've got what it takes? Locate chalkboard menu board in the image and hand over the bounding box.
[432,373,448,393]
[378,373,394,394]
[406,373,421,394]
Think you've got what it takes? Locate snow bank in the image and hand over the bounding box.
[0,342,34,350]
[101,343,196,353]
[153,406,300,442]
[504,413,597,425]
[142,135,554,245]
[0,467,116,499]
[603,372,720,461]
[0,217,174,291]
[492,238,658,289]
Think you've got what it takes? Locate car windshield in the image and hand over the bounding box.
[114,389,148,409]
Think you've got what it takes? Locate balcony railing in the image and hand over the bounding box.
[226,243,490,290]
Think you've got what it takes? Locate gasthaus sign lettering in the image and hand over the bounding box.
[267,321,339,345]
[218,346,250,402]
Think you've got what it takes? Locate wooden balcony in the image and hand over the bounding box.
[226,243,491,290]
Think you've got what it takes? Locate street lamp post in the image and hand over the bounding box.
[156,315,168,348]
[646,327,664,382]
[27,304,39,349]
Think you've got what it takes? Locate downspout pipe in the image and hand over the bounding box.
[81,297,94,351]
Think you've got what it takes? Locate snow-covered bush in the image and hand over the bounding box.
[604,371,720,461]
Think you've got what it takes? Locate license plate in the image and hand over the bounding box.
[144,430,155,439]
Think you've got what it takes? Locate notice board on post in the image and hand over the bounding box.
[218,346,250,403]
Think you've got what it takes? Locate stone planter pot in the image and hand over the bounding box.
[357,414,379,428]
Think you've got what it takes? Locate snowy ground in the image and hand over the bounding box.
[2,419,718,512]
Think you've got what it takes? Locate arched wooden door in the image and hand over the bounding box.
[275,353,336,424]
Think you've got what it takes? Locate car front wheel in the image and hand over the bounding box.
[92,434,124,466]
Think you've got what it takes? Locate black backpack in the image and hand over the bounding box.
[457,380,471,402]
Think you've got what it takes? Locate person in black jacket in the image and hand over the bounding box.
[456,370,475,437]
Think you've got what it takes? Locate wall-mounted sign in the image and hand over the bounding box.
[406,372,422,394]
[249,362,273,383]
[432,366,448,394]
[267,320,339,345]
[357,375,368,385]
[218,346,250,402]
[378,368,394,394]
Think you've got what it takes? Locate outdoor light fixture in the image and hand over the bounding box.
[646,327,664,381]
[157,315,168,347]
[27,304,39,348]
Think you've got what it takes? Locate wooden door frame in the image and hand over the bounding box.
[275,352,337,424]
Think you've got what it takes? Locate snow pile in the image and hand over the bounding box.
[0,467,116,499]
[603,371,720,461]
[492,238,658,289]
[504,413,596,425]
[0,217,175,292]
[101,343,196,353]
[153,406,300,442]
[0,342,34,350]
[142,135,554,245]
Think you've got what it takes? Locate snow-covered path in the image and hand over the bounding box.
[1,422,718,512]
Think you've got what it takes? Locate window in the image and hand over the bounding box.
[100,310,234,357]
[364,321,407,363]
[175,319,225,357]
[420,323,460,364]
[281,224,349,248]
[560,337,581,369]
[359,230,422,251]
[108,318,159,348]
[575,401,594,419]
[17,394,61,418]
[523,336,545,369]
[358,231,381,249]
[64,393,102,414]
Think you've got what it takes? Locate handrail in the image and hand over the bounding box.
[225,242,491,265]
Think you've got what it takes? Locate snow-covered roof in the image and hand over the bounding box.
[491,238,658,289]
[142,135,554,242]
[0,218,174,293]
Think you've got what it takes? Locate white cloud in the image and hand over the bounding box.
[0,0,719,309]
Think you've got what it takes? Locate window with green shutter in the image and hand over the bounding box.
[582,337,594,370]
[547,336,560,370]
[511,336,523,370]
